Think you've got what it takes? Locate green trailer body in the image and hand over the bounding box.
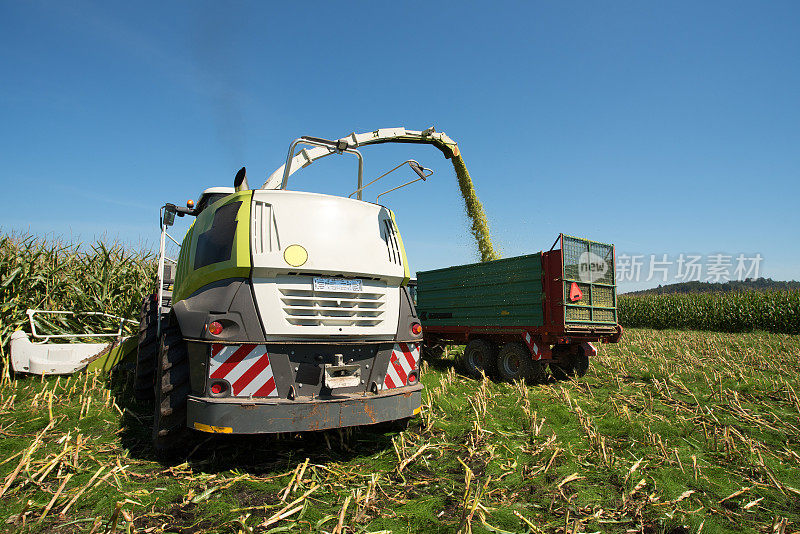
[416,254,544,328]
[415,234,621,347]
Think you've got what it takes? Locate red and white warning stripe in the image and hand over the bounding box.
[581,342,597,357]
[209,344,278,397]
[382,342,420,390]
[523,332,550,360]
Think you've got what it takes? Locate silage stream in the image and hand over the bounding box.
[450,154,498,262]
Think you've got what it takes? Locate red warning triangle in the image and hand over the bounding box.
[569,282,583,302]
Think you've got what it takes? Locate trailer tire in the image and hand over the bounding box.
[497,342,545,384]
[152,316,191,453]
[134,294,158,401]
[549,344,590,380]
[573,349,590,377]
[422,342,445,360]
[459,339,497,379]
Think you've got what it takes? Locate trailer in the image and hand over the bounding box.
[414,234,622,382]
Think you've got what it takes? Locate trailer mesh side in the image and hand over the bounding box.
[561,235,617,325]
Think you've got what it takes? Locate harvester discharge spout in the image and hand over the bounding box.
[262,127,459,191]
[261,126,497,261]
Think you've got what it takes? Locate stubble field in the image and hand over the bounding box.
[2,327,799,534]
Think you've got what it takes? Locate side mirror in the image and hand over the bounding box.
[162,208,176,227]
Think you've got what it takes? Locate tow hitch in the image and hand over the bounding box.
[323,354,361,389]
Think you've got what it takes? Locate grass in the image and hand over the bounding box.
[2,327,799,533]
[1,232,798,532]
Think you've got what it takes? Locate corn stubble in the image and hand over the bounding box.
[2,327,799,533]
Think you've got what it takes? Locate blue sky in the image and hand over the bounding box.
[1,1,798,291]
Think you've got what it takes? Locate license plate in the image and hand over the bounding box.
[313,277,363,292]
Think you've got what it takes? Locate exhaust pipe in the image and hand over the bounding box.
[234,167,249,191]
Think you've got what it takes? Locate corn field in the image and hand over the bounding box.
[0,233,155,377]
[618,291,800,335]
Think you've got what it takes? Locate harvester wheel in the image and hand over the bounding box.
[497,342,545,384]
[134,294,158,401]
[152,316,191,453]
[459,339,497,379]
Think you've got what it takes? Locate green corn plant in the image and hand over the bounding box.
[618,290,800,334]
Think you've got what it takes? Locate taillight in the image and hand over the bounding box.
[210,381,227,395]
[411,322,422,335]
[407,370,419,385]
[208,321,223,336]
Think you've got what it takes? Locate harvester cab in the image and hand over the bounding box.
[139,127,455,449]
[194,187,238,216]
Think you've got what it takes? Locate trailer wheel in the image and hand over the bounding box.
[422,342,445,360]
[573,348,590,377]
[134,294,158,401]
[459,339,497,379]
[549,344,590,379]
[497,342,545,384]
[152,316,191,453]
